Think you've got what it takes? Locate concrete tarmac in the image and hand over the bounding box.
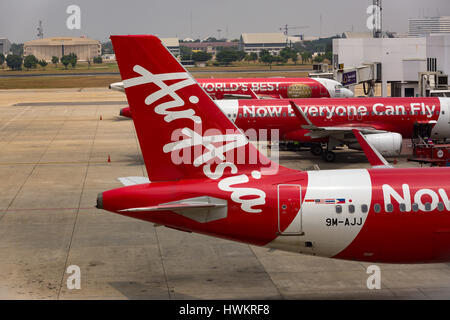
[0,88,450,300]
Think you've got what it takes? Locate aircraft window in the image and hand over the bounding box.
[424,203,431,211]
[336,205,342,214]
[412,203,419,212]
[374,204,381,213]
[443,111,445,115]
[234,113,236,117]
[244,114,248,117]
[282,204,287,210]
[348,204,355,214]
[283,112,286,117]
[239,114,242,118]
[399,203,406,212]
[361,204,368,213]
[437,202,444,212]
[386,203,394,212]
[227,114,231,117]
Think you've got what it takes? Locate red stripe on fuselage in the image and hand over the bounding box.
[233,97,441,141]
[198,78,329,99]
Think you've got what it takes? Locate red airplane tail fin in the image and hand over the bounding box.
[111,35,277,182]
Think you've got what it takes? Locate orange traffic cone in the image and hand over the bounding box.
[100,115,102,120]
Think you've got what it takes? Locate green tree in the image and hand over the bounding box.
[249,52,258,63]
[10,43,23,56]
[93,56,103,64]
[180,46,192,60]
[300,51,312,64]
[191,51,212,62]
[313,54,325,63]
[61,55,71,69]
[279,47,294,62]
[51,56,59,67]
[259,50,274,69]
[6,54,23,70]
[23,55,38,70]
[215,49,239,66]
[68,53,77,68]
[38,59,48,69]
[0,53,5,69]
[292,52,298,65]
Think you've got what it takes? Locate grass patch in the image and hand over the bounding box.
[0,75,122,89]
[0,70,310,89]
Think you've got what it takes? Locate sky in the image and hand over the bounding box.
[1,0,450,43]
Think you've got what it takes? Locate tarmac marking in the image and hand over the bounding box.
[1,207,95,213]
[13,101,127,106]
[0,106,31,131]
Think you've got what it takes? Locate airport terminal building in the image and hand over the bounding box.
[333,34,450,97]
[160,38,180,56]
[239,33,288,54]
[23,37,101,61]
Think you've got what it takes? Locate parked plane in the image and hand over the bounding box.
[110,76,354,99]
[98,35,450,264]
[119,96,450,162]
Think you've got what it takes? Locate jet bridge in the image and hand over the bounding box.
[335,63,381,97]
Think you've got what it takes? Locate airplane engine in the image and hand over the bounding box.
[349,132,403,156]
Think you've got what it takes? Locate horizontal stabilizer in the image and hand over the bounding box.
[118,196,228,223]
[119,202,225,212]
[118,176,150,186]
[352,129,393,168]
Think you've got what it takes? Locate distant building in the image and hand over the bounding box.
[161,38,180,56]
[240,33,291,54]
[341,32,373,39]
[409,16,450,37]
[333,34,450,97]
[181,41,238,55]
[24,37,101,61]
[0,38,11,55]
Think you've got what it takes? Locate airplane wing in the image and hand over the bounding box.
[118,202,225,212]
[222,88,260,100]
[118,176,150,186]
[352,129,393,168]
[289,101,386,139]
[118,196,228,223]
[289,101,393,168]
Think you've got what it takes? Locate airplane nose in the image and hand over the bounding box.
[96,192,103,209]
[343,88,354,97]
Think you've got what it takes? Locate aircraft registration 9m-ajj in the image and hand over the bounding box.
[110,76,354,99]
[99,34,450,264]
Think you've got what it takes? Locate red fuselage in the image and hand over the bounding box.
[110,77,354,98]
[218,97,449,142]
[101,166,450,263]
[198,77,332,99]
